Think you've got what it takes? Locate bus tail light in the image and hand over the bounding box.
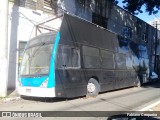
[40,78,48,88]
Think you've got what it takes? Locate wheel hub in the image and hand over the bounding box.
[87,83,95,93]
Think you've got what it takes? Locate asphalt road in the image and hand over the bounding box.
[1,82,160,120]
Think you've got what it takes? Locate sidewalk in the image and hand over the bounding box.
[0,90,20,102]
[149,104,160,111]
[1,90,160,111]
[139,100,160,111]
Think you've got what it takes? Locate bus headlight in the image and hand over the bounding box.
[40,78,48,88]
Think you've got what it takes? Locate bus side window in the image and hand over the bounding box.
[82,46,100,68]
[101,50,114,69]
[56,45,80,68]
[62,46,72,67]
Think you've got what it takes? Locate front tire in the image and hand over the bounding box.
[87,78,100,97]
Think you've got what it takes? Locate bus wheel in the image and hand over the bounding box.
[87,78,100,97]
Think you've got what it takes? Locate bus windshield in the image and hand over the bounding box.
[20,44,53,76]
[20,32,58,76]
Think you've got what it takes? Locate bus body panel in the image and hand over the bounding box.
[55,69,87,98]
[18,87,56,97]
[54,13,138,98]
[20,76,48,87]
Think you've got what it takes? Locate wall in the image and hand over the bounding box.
[8,1,61,91]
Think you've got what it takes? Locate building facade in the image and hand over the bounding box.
[55,0,160,73]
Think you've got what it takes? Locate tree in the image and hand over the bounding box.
[122,0,160,15]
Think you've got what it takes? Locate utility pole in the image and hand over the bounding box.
[0,0,9,97]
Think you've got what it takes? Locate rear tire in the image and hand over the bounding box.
[86,78,100,97]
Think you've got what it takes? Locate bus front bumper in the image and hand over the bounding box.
[18,86,56,97]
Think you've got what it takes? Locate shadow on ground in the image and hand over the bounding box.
[20,95,86,103]
[20,81,160,103]
[141,81,160,88]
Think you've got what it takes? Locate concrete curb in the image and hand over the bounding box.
[139,100,160,111]
[0,90,21,102]
[1,96,21,103]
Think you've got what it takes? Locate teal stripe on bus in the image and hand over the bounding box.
[48,32,60,88]
[21,76,48,87]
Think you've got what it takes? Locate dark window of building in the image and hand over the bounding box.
[117,36,129,54]
[142,33,148,42]
[136,20,142,39]
[142,34,146,42]
[56,45,80,69]
[129,41,139,57]
[82,46,100,68]
[92,13,108,28]
[101,50,114,69]
[95,0,103,15]
[122,26,132,39]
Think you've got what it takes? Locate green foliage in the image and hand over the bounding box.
[122,0,160,15]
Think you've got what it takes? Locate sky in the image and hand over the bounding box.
[117,1,160,22]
